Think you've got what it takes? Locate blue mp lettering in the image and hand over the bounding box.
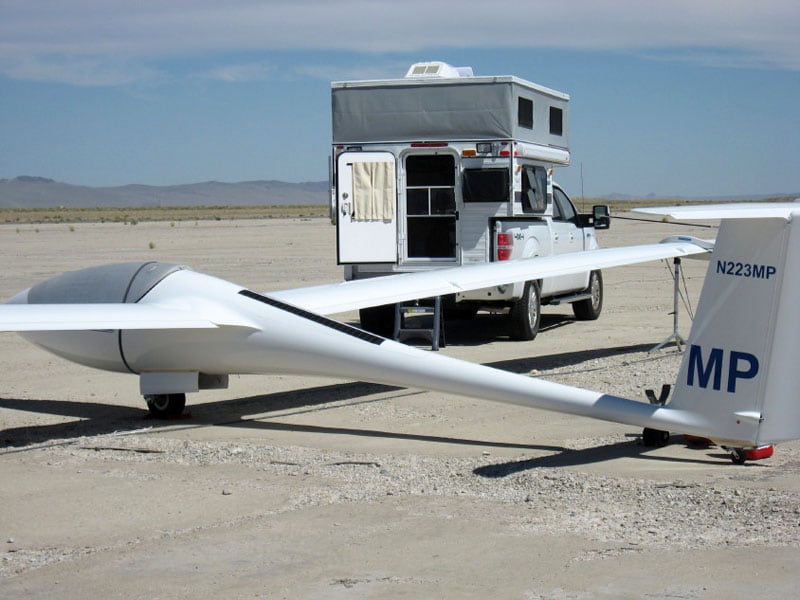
[687,345,723,391]
[686,345,759,393]
[727,350,759,393]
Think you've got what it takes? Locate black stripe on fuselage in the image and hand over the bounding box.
[238,289,385,346]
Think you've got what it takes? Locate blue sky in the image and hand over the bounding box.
[1,1,798,198]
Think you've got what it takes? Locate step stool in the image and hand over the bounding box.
[393,296,445,351]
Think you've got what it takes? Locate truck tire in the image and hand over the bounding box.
[509,281,541,341]
[572,270,603,321]
[359,304,395,338]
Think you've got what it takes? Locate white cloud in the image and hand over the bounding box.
[1,0,798,85]
[200,62,275,83]
[0,55,163,87]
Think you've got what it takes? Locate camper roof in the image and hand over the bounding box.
[332,61,568,101]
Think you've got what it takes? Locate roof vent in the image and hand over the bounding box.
[405,61,474,79]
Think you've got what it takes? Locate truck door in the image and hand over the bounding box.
[549,186,587,292]
[336,151,398,264]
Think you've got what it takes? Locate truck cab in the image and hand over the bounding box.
[331,62,608,340]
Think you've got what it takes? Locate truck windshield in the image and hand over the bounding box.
[463,168,509,203]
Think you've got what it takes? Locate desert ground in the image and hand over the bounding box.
[1,215,798,599]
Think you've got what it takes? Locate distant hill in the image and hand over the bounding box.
[1,176,795,209]
[0,176,329,208]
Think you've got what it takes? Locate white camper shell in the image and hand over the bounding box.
[330,62,609,340]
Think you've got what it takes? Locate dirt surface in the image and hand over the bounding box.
[1,217,798,599]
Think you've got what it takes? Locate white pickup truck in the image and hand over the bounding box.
[331,62,609,340]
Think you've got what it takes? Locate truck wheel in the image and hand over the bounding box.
[509,281,541,341]
[359,304,395,337]
[573,270,603,321]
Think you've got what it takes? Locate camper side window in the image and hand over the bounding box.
[520,166,547,214]
[518,97,534,129]
[549,107,564,136]
[463,168,509,203]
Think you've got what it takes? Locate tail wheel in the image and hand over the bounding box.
[145,393,186,419]
[573,270,603,320]
[729,445,774,464]
[509,281,541,341]
[642,427,670,447]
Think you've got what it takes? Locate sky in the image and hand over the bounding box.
[0,0,798,198]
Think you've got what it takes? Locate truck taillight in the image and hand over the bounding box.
[497,232,513,261]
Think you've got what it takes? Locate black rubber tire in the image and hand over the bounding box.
[509,281,541,341]
[573,270,603,321]
[145,393,186,419]
[730,449,747,465]
[642,427,670,447]
[359,304,395,337]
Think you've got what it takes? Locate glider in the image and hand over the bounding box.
[1,204,798,463]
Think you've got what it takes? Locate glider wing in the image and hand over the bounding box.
[0,303,221,332]
[271,239,709,315]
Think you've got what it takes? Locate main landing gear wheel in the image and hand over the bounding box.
[144,393,186,419]
[642,427,670,447]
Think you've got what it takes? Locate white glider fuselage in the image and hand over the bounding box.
[14,266,712,443]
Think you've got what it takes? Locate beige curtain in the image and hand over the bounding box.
[352,161,395,221]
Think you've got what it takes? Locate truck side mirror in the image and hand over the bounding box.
[593,205,610,230]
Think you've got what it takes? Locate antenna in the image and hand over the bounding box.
[580,162,585,211]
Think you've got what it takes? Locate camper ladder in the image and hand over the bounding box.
[393,296,445,351]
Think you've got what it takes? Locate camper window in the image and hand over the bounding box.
[518,97,534,129]
[549,107,564,136]
[521,166,547,213]
[463,168,510,203]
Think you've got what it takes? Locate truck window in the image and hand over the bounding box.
[553,187,577,223]
[463,168,509,203]
[520,165,547,213]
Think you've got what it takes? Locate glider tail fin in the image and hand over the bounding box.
[668,215,800,446]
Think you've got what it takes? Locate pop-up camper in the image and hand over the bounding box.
[330,62,608,339]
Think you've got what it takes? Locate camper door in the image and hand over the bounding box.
[336,152,398,264]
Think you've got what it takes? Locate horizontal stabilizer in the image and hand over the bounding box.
[635,202,800,221]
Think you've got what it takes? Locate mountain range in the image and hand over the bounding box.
[1,176,796,209]
[0,176,329,208]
